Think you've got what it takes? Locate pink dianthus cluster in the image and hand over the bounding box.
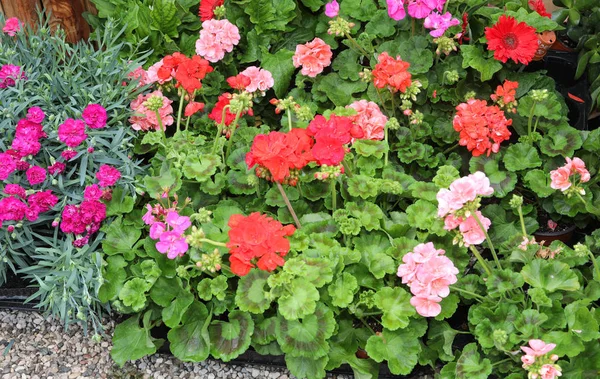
[0,64,26,88]
[550,157,590,193]
[293,38,333,78]
[143,203,191,259]
[58,104,108,159]
[0,186,58,225]
[521,340,562,379]
[347,100,387,141]
[436,172,493,246]
[129,91,174,131]
[397,242,458,317]
[2,17,21,36]
[195,19,241,63]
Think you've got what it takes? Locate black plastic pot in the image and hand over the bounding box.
[534,225,577,244]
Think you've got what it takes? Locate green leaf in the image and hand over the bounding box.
[150,276,179,307]
[182,153,220,182]
[284,256,334,287]
[521,259,580,292]
[406,200,446,235]
[340,0,378,21]
[486,268,525,298]
[209,311,254,361]
[365,10,397,38]
[460,45,502,81]
[539,126,583,157]
[455,343,492,379]
[435,293,460,321]
[427,321,460,362]
[542,331,584,358]
[168,301,211,362]
[469,155,516,198]
[98,255,127,303]
[353,233,396,279]
[528,287,552,307]
[503,143,542,171]
[244,0,296,33]
[285,356,329,379]
[504,7,561,31]
[333,49,361,81]
[517,91,563,120]
[106,187,135,216]
[101,217,142,260]
[118,278,150,312]
[365,319,427,375]
[143,162,182,198]
[261,49,295,98]
[327,272,358,308]
[433,165,460,189]
[352,139,388,158]
[235,269,272,314]
[565,302,600,342]
[162,289,194,328]
[374,287,416,331]
[313,73,368,106]
[523,169,554,198]
[409,181,439,202]
[347,175,379,199]
[276,303,336,358]
[277,278,320,320]
[150,0,180,37]
[111,315,158,366]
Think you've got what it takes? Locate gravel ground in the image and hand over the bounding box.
[0,310,352,379]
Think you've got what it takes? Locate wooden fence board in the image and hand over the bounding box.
[0,0,43,27]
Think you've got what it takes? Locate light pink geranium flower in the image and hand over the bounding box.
[387,0,406,20]
[347,100,387,140]
[566,157,590,182]
[293,38,333,77]
[2,17,21,36]
[521,340,556,357]
[539,364,562,379]
[129,91,174,131]
[195,19,240,63]
[550,166,572,191]
[410,295,442,317]
[325,0,340,17]
[424,11,460,37]
[459,211,491,246]
[239,66,274,93]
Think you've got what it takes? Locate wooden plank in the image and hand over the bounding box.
[0,0,42,28]
[0,1,4,15]
[41,0,86,43]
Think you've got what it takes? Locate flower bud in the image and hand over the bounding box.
[509,195,523,209]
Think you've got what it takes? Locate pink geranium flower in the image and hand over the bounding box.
[458,211,491,246]
[550,166,572,191]
[96,165,121,187]
[129,91,174,131]
[407,0,433,19]
[82,104,108,129]
[2,17,21,36]
[539,364,562,379]
[156,231,189,259]
[387,0,406,20]
[293,38,333,78]
[521,340,556,357]
[410,295,442,317]
[424,11,460,37]
[165,211,191,232]
[58,119,87,147]
[26,166,46,186]
[239,66,274,93]
[566,157,590,182]
[150,222,166,239]
[325,0,340,17]
[195,19,240,63]
[347,100,387,140]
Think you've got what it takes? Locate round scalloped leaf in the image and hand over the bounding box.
[523,169,554,198]
[469,155,516,198]
[406,200,446,235]
[327,272,358,308]
[503,143,542,172]
[209,311,254,362]
[252,315,278,345]
[277,278,320,320]
[235,269,272,314]
[182,153,221,182]
[455,343,493,379]
[434,293,460,321]
[521,260,580,293]
[365,319,427,375]
[284,257,334,288]
[374,287,416,330]
[118,278,151,312]
[285,356,329,379]
[539,126,582,157]
[433,165,460,189]
[352,139,388,158]
[276,303,336,358]
[347,175,380,199]
[168,301,211,362]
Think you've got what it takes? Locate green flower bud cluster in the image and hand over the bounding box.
[509,195,523,209]
[314,164,344,180]
[357,289,377,309]
[143,95,165,112]
[493,329,508,345]
[573,243,591,258]
[385,117,400,131]
[229,92,253,114]
[464,91,477,101]
[444,70,460,84]
[531,89,549,101]
[408,110,424,125]
[400,81,422,102]
[294,105,313,121]
[328,17,355,36]
[191,208,213,224]
[186,226,206,248]
[213,5,226,18]
[434,36,457,56]
[359,69,373,82]
[333,210,361,236]
[195,249,223,273]
[378,179,403,195]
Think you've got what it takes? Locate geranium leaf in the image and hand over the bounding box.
[101,217,142,260]
[284,256,334,287]
[285,356,329,379]
[455,343,492,379]
[565,302,600,342]
[328,272,359,308]
[347,175,380,199]
[353,232,395,279]
[434,293,460,321]
[427,321,460,362]
[346,201,384,231]
[521,260,580,292]
[118,278,150,312]
[542,331,585,358]
[111,314,158,366]
[503,143,542,171]
[460,45,502,81]
[162,288,194,328]
[150,0,180,37]
[150,276,180,307]
[98,254,127,303]
[374,287,415,330]
[539,126,583,157]
[365,10,397,38]
[261,49,295,98]
[168,301,211,362]
[209,311,254,362]
[235,269,273,314]
[276,303,336,358]
[406,199,446,235]
[333,49,361,81]
[523,169,554,198]
[340,0,378,21]
[433,165,460,189]
[277,278,320,320]
[182,153,220,182]
[469,155,516,198]
[313,73,368,106]
[486,268,525,298]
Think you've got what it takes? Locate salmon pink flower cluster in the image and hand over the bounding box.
[246,129,314,186]
[453,99,512,156]
[437,172,494,246]
[195,19,241,63]
[144,205,191,259]
[520,340,562,379]
[397,242,458,317]
[387,0,447,20]
[2,17,21,36]
[550,157,590,194]
[129,91,174,131]
[347,100,387,141]
[293,38,333,78]
[239,66,274,93]
[226,212,296,276]
[307,114,364,167]
[372,52,412,93]
[0,64,27,88]
[490,80,519,112]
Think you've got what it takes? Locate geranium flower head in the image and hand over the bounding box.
[325,0,340,17]
[307,114,363,166]
[129,91,174,131]
[199,0,225,21]
[293,38,333,78]
[424,12,460,38]
[2,18,21,36]
[347,100,387,140]
[174,55,213,93]
[82,104,108,129]
[550,166,572,191]
[521,339,556,357]
[387,0,406,20]
[195,19,240,63]
[156,231,189,259]
[485,15,538,64]
[227,73,252,90]
[184,101,205,117]
[239,66,274,93]
[372,52,412,93]
[490,80,519,112]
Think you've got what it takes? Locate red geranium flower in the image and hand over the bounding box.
[485,15,538,65]
[226,212,295,276]
[306,115,364,166]
[372,52,412,93]
[226,74,251,90]
[199,0,224,21]
[208,92,253,132]
[453,99,512,156]
[184,101,205,117]
[174,55,213,94]
[529,0,551,18]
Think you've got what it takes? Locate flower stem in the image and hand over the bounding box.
[411,18,415,37]
[154,110,167,147]
[224,109,243,161]
[517,204,527,237]
[443,143,460,155]
[176,90,186,135]
[375,87,390,115]
[468,245,493,276]
[587,249,600,281]
[199,238,227,248]
[330,179,337,212]
[527,101,537,137]
[472,211,502,270]
[276,182,302,229]
[287,109,293,132]
[341,160,353,178]
[449,285,485,301]
[211,105,230,155]
[344,32,370,57]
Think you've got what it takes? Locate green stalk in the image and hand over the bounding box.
[517,204,527,237]
[224,109,243,162]
[211,105,230,154]
[384,121,389,167]
[276,182,302,229]
[449,285,485,301]
[472,211,502,270]
[344,32,370,57]
[331,179,337,212]
[468,245,493,277]
[527,101,537,137]
[176,90,185,135]
[154,110,167,147]
[198,238,228,247]
[287,109,293,131]
[587,250,600,282]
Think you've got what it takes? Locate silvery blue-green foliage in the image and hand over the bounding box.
[0,15,150,334]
